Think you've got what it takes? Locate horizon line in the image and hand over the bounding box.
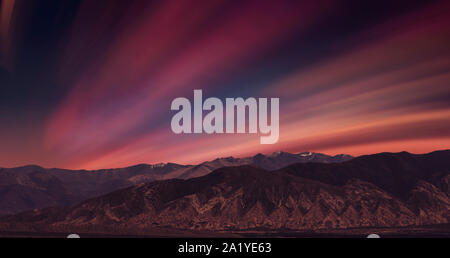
[1,149,449,171]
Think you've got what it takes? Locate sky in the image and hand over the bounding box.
[0,0,449,169]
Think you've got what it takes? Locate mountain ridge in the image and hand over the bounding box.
[0,151,353,216]
[1,150,448,234]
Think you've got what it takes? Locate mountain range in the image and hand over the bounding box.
[0,151,352,216]
[0,150,448,236]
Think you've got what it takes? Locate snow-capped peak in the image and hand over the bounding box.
[298,152,313,157]
[270,151,284,157]
[150,163,166,168]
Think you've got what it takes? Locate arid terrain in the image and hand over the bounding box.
[0,151,448,237]
[0,152,352,216]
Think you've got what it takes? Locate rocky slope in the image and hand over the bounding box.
[0,152,352,216]
[1,151,448,233]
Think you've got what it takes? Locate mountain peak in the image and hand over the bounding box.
[269,151,285,157]
[298,151,313,157]
[252,153,266,159]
